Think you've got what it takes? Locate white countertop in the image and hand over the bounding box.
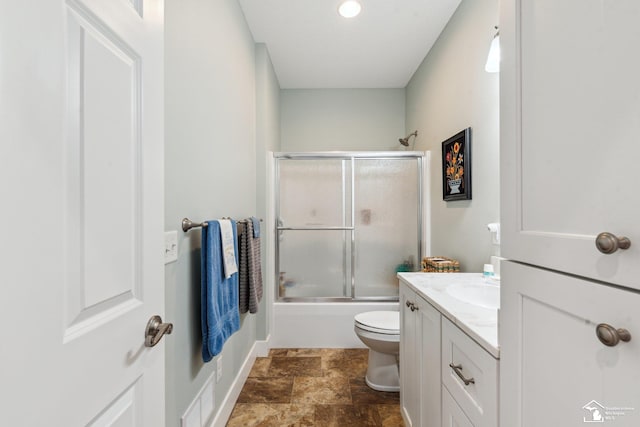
[397,272,500,358]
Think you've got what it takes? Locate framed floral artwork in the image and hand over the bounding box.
[442,128,471,201]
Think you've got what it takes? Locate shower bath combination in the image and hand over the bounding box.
[274,151,424,302]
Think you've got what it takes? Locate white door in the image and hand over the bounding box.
[0,1,165,426]
[500,261,640,427]
[500,0,640,289]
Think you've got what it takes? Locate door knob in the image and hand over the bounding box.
[596,323,631,347]
[145,315,173,347]
[595,232,631,254]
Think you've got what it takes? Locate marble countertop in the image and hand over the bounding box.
[397,272,500,358]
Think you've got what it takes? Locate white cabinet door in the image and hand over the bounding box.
[500,0,640,289]
[418,293,442,427]
[1,1,165,426]
[500,261,640,427]
[400,283,442,427]
[442,387,474,427]
[400,285,420,427]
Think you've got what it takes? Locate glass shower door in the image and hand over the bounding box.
[275,153,422,301]
[277,158,353,299]
[353,158,420,298]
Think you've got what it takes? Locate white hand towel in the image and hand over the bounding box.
[218,219,238,279]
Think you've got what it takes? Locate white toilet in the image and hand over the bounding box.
[354,311,400,392]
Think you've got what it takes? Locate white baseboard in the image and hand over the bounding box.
[209,337,271,427]
[254,334,271,357]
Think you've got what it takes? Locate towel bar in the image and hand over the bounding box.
[182,217,262,232]
[182,218,207,232]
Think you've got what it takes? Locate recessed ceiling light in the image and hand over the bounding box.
[338,0,362,18]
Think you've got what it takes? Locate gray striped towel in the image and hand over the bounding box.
[238,219,263,314]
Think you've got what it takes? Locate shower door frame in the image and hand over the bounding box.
[274,151,424,302]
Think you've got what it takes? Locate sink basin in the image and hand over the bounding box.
[445,282,500,309]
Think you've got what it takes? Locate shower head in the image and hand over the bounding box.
[399,130,418,147]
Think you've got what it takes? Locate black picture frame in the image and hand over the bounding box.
[442,128,472,201]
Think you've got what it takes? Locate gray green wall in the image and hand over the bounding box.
[164,2,279,426]
[280,89,405,151]
[162,0,497,423]
[406,0,500,272]
[255,43,281,340]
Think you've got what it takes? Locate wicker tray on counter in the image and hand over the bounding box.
[421,256,460,273]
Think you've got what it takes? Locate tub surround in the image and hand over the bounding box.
[397,272,499,358]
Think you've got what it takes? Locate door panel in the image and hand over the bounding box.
[354,159,419,298]
[65,1,143,339]
[278,158,348,227]
[500,261,640,427]
[500,0,640,289]
[278,230,349,298]
[1,1,164,425]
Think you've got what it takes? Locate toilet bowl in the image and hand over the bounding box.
[354,311,400,392]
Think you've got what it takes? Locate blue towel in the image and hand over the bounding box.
[201,220,240,362]
[250,216,260,238]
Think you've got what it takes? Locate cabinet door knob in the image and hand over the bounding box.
[406,300,412,308]
[595,232,631,254]
[596,323,631,347]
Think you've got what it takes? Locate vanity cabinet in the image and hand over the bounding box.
[400,285,441,427]
[441,318,498,427]
[400,281,499,427]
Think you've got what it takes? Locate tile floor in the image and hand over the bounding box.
[227,348,405,426]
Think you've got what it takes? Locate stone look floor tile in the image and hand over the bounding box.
[248,357,272,378]
[227,403,315,427]
[268,356,322,377]
[314,404,381,427]
[227,348,404,426]
[350,378,401,405]
[269,348,289,357]
[286,348,341,358]
[292,376,352,405]
[377,404,405,427]
[321,349,368,379]
[236,377,293,404]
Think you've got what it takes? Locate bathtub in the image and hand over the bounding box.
[271,301,400,348]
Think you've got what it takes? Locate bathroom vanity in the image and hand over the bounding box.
[397,273,499,427]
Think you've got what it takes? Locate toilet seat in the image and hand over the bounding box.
[354,311,399,335]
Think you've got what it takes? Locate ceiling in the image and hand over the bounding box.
[238,0,462,89]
